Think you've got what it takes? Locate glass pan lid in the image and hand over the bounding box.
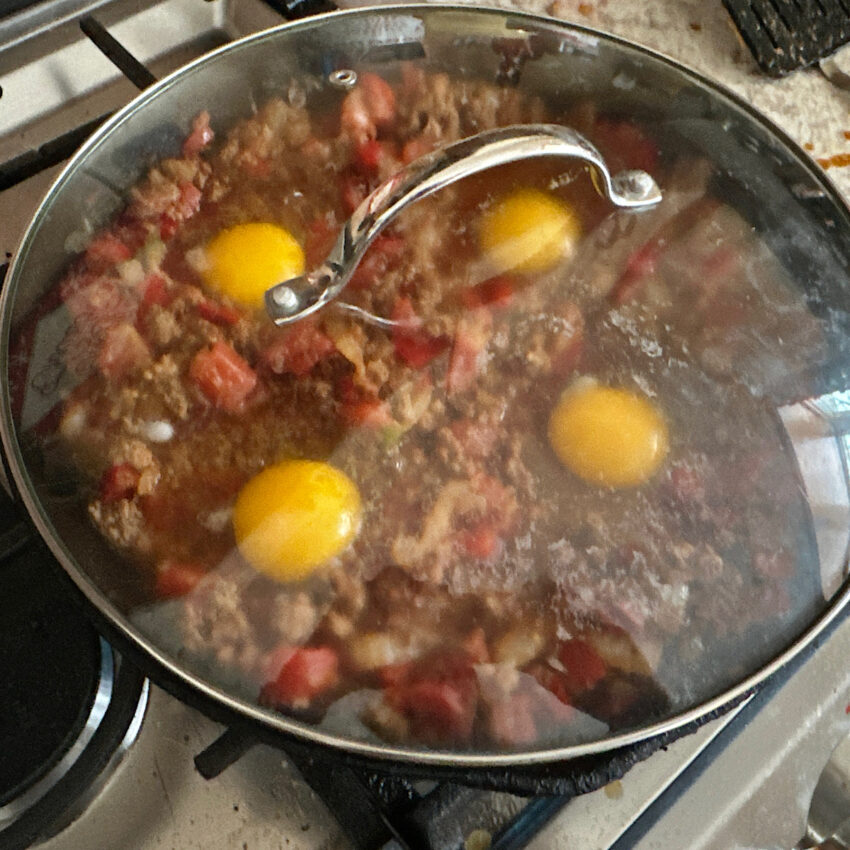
[3,6,850,762]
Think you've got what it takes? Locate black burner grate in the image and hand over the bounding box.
[0,538,101,805]
[0,0,44,20]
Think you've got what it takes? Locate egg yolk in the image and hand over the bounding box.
[548,382,669,488]
[479,188,581,274]
[203,222,305,309]
[233,460,362,581]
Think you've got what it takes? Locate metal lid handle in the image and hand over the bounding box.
[265,123,662,326]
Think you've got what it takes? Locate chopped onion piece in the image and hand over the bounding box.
[140,420,174,443]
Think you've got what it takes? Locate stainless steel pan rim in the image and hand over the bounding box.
[2,3,849,768]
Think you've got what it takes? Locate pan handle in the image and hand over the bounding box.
[264,123,662,327]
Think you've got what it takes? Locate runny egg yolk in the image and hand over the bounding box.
[479,188,581,274]
[547,381,669,488]
[233,460,362,581]
[203,222,305,309]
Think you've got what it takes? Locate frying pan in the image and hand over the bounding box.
[2,5,850,793]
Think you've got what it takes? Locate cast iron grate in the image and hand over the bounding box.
[0,0,335,192]
[0,495,147,850]
[723,0,850,76]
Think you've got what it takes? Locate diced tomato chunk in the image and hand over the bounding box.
[384,650,479,745]
[387,675,478,745]
[344,397,394,428]
[391,298,449,368]
[261,320,337,377]
[260,646,340,707]
[558,639,607,694]
[159,214,178,241]
[460,522,501,560]
[394,330,449,369]
[197,298,241,326]
[154,561,207,599]
[461,275,515,310]
[98,322,152,380]
[354,139,399,176]
[142,274,172,308]
[84,233,133,268]
[189,341,258,413]
[100,463,140,503]
[182,110,214,157]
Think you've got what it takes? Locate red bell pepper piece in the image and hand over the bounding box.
[260,646,340,707]
[196,298,241,327]
[558,639,607,694]
[387,675,478,745]
[391,298,449,369]
[461,275,515,310]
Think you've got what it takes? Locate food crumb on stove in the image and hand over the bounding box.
[464,828,492,850]
[233,803,239,811]
[844,131,850,141]
[689,21,702,31]
[547,0,573,17]
[804,142,814,151]
[604,779,624,799]
[817,153,850,170]
[577,2,594,15]
[300,824,310,831]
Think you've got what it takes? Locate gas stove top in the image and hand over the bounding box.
[2,1,850,848]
